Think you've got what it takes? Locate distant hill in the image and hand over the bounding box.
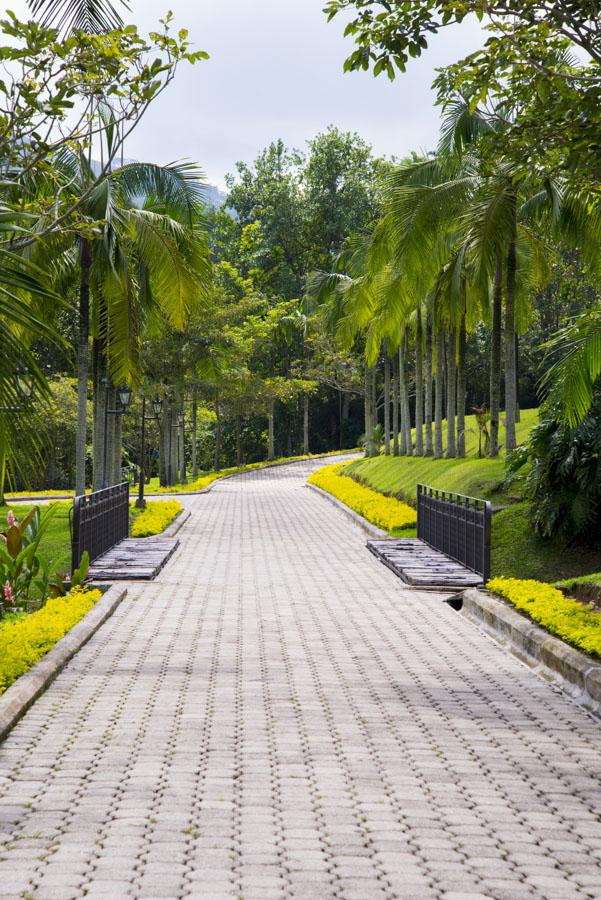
[203,184,228,209]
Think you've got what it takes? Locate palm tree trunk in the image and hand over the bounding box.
[515,332,521,423]
[457,315,467,458]
[489,253,503,458]
[424,316,433,456]
[92,341,104,490]
[399,343,407,455]
[415,311,424,456]
[112,406,123,484]
[384,354,391,455]
[214,394,222,470]
[446,330,457,458]
[267,401,275,460]
[303,394,310,454]
[75,238,91,496]
[434,329,444,459]
[402,331,413,456]
[0,450,6,505]
[392,352,399,456]
[191,392,198,477]
[505,197,518,456]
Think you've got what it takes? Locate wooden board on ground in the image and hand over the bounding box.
[367,538,484,589]
[88,537,180,581]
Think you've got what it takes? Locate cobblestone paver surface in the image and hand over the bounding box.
[1,456,601,899]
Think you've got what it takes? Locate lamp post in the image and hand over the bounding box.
[102,380,133,489]
[136,395,162,509]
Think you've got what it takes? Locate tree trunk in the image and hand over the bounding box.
[341,392,350,449]
[399,343,407,455]
[434,329,444,459]
[303,394,309,454]
[505,196,518,457]
[112,405,123,484]
[457,315,467,458]
[383,354,391,455]
[415,310,424,456]
[402,331,413,455]
[424,316,433,456]
[392,352,399,456]
[489,253,503,458]
[364,366,377,457]
[515,332,521,423]
[92,341,104,490]
[236,414,243,466]
[191,393,198,477]
[0,450,6,505]
[75,238,91,496]
[267,401,275,460]
[159,412,167,486]
[214,395,222,470]
[446,329,457,458]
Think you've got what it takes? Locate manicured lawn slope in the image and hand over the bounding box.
[343,409,601,582]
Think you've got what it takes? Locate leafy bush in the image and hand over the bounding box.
[0,505,67,607]
[488,576,601,659]
[308,462,417,532]
[0,587,102,694]
[511,392,601,542]
[131,500,182,537]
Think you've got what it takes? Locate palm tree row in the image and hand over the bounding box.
[307,101,598,460]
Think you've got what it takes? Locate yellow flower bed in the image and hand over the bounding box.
[308,463,417,532]
[130,500,182,537]
[488,576,601,660]
[0,587,102,695]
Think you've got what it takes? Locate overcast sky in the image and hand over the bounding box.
[16,0,484,188]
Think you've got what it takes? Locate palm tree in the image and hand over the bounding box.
[28,0,127,35]
[50,138,211,494]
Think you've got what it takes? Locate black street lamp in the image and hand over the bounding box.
[136,395,162,509]
[102,380,133,489]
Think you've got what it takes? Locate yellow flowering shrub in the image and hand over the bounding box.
[308,463,417,532]
[130,500,182,537]
[0,587,102,694]
[488,576,601,660]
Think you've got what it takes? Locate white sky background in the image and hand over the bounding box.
[13,0,485,189]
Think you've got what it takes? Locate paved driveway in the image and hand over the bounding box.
[1,456,601,899]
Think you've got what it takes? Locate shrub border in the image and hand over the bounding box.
[306,483,388,539]
[0,584,127,742]
[461,587,601,718]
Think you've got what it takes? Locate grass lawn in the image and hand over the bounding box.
[343,408,601,583]
[0,502,72,569]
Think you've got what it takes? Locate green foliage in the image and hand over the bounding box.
[0,505,61,606]
[513,392,601,542]
[324,0,600,191]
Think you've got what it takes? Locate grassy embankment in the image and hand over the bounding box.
[344,408,601,582]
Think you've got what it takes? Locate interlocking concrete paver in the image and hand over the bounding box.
[1,456,601,899]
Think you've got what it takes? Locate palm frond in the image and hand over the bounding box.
[27,0,128,34]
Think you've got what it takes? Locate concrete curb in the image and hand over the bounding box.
[0,584,127,743]
[461,588,601,718]
[306,483,388,540]
[161,508,191,538]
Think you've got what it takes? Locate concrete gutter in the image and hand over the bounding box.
[0,584,127,742]
[306,483,388,540]
[461,587,601,718]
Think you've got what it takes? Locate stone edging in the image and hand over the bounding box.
[305,483,388,540]
[461,588,601,718]
[160,508,191,538]
[0,584,127,743]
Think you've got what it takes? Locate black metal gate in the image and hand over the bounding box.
[417,483,492,581]
[71,482,130,572]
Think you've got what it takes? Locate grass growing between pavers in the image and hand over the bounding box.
[488,577,601,660]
